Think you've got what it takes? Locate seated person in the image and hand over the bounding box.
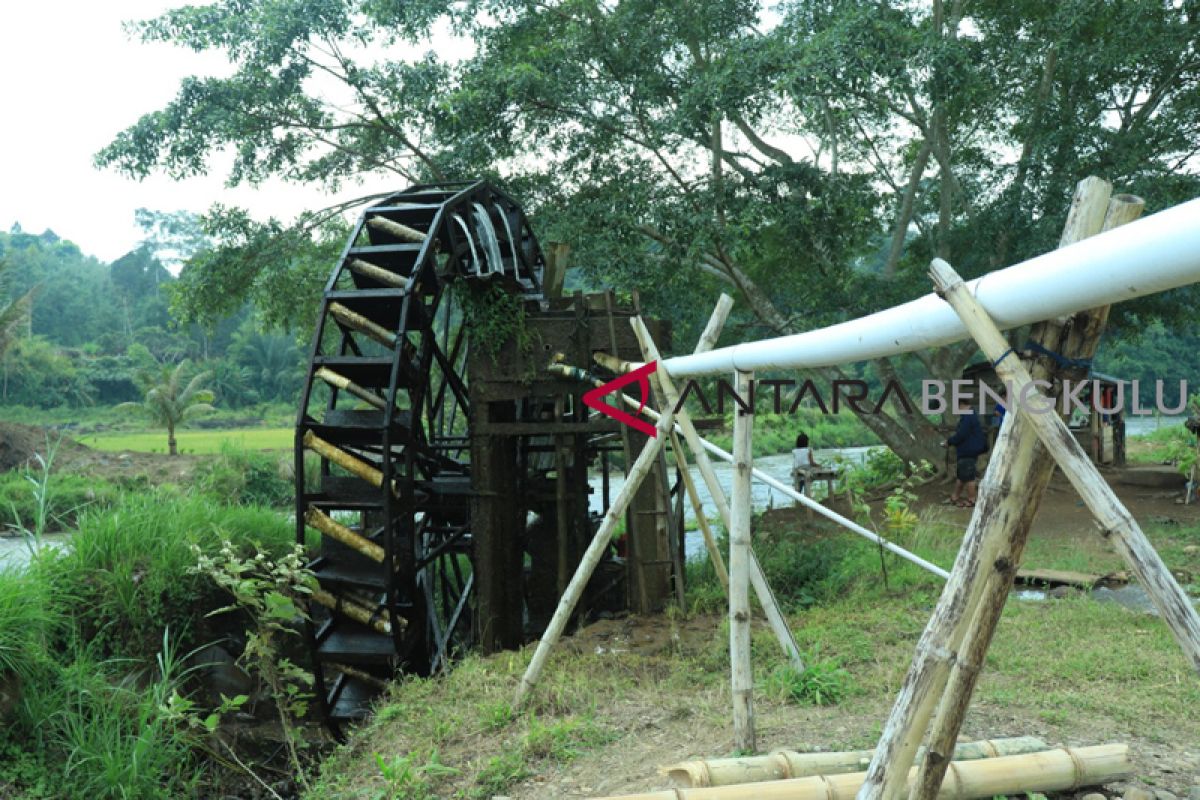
[792,432,819,492]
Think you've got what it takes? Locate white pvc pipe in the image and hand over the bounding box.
[600,399,952,580]
[694,436,951,580]
[663,198,1200,377]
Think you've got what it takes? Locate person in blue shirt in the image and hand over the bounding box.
[944,403,988,508]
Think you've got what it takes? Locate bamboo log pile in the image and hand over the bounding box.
[664,736,1048,788]
[593,745,1130,800]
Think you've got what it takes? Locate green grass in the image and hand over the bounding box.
[28,491,296,660]
[0,487,300,799]
[79,427,293,454]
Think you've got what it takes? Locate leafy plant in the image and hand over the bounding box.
[372,750,458,800]
[762,658,855,706]
[192,540,315,789]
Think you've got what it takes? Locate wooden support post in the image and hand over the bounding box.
[910,186,1146,800]
[729,368,756,753]
[930,255,1200,670]
[514,325,677,707]
[632,316,804,669]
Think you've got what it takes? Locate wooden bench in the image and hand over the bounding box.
[792,466,841,517]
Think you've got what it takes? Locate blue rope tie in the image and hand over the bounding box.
[1022,340,1092,371]
[992,348,1014,368]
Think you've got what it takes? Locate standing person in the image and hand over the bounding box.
[944,404,987,507]
[792,432,819,493]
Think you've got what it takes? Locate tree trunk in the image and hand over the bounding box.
[168,424,178,456]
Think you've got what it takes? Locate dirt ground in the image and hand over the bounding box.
[0,421,202,483]
[505,461,1200,800]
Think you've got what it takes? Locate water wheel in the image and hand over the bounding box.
[294,181,547,733]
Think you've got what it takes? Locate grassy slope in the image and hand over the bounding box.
[310,511,1200,799]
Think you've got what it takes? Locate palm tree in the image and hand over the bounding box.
[119,360,215,456]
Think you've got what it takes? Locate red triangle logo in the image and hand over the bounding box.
[583,360,659,438]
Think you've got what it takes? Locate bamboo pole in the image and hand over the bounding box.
[327,663,390,690]
[328,301,399,348]
[864,176,1113,800]
[514,330,679,708]
[346,257,410,289]
[314,366,388,411]
[310,588,392,635]
[367,216,428,243]
[593,745,1130,800]
[930,256,1200,673]
[911,187,1145,800]
[858,176,1116,800]
[729,368,755,753]
[303,506,386,562]
[666,736,1049,788]
[302,430,394,494]
[671,429,728,594]
[632,319,805,669]
[591,346,948,581]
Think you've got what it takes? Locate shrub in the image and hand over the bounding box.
[762,659,856,706]
[1,470,120,535]
[29,491,294,660]
[195,444,293,507]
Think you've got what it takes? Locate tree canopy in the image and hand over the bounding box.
[95,0,1200,462]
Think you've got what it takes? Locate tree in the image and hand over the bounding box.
[98,0,1200,467]
[119,360,216,456]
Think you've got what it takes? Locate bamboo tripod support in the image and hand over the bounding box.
[857,177,1133,800]
[632,319,805,669]
[930,256,1200,670]
[910,184,1146,800]
[515,296,739,707]
[729,368,755,752]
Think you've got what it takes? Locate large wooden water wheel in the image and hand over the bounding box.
[294,181,682,735]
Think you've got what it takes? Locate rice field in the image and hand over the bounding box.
[79,427,293,454]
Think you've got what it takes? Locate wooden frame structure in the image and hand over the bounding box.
[516,177,1200,800]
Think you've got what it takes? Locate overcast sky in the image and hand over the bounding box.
[0,1,400,263]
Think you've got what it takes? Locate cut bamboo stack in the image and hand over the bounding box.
[594,744,1130,800]
[664,736,1048,788]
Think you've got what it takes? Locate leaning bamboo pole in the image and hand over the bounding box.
[641,294,734,594]
[910,186,1145,800]
[671,429,728,595]
[729,368,755,753]
[857,176,1118,800]
[665,736,1049,788]
[595,745,1130,800]
[587,350,948,581]
[930,256,1200,673]
[632,320,805,668]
